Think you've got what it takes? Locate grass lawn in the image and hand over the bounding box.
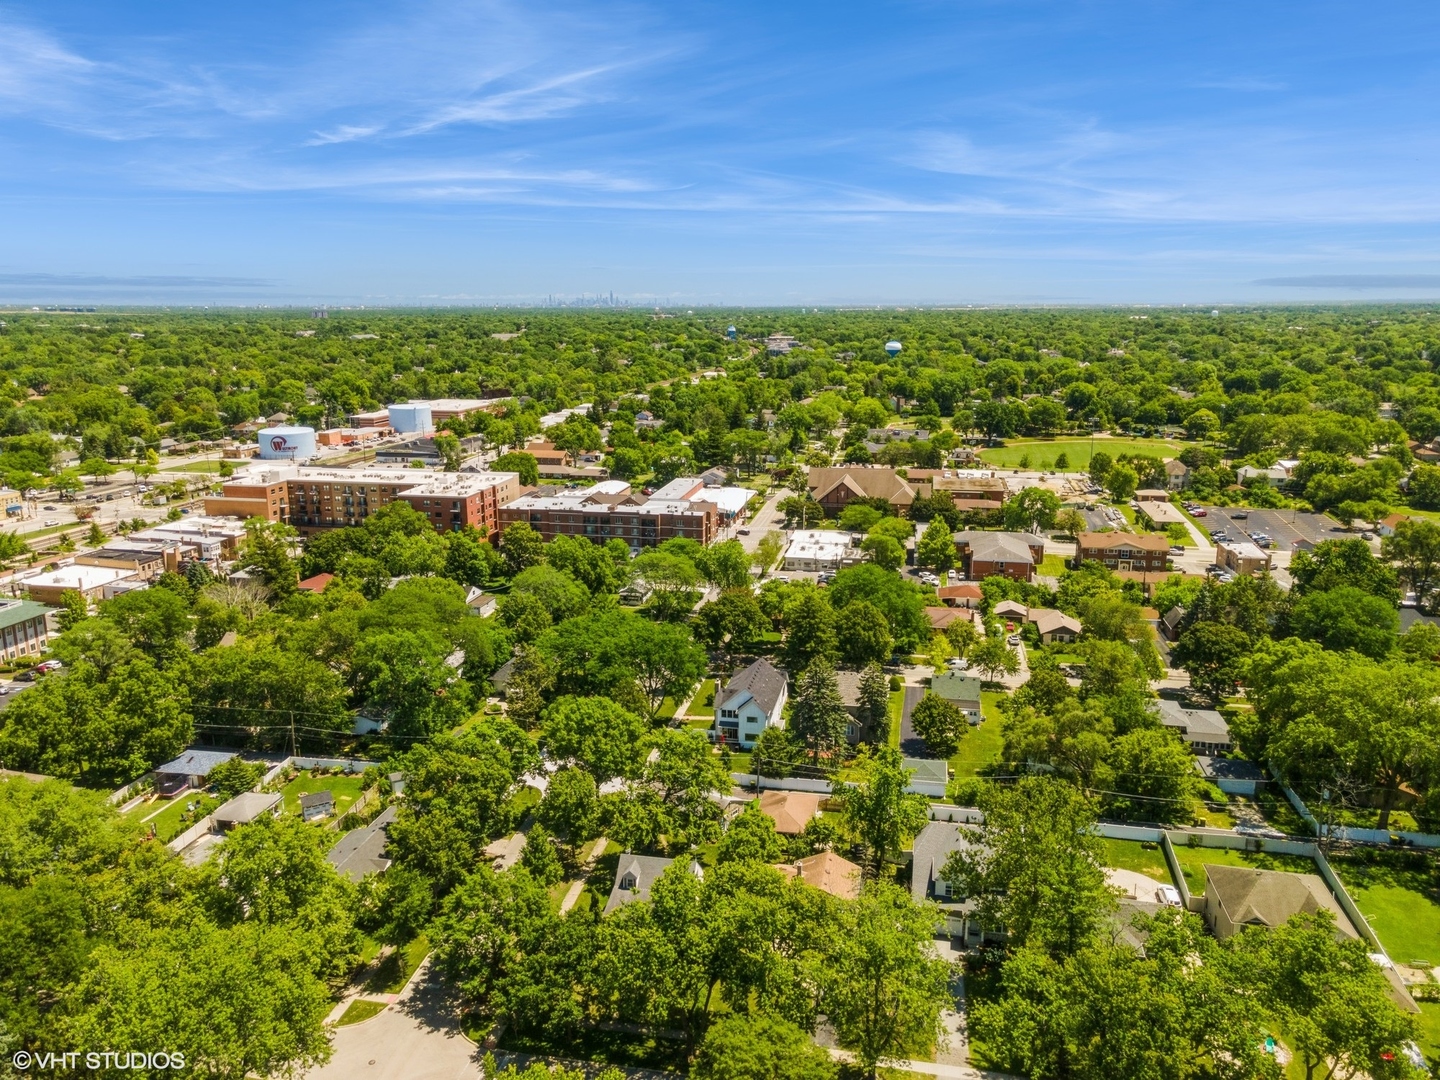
[685,678,716,718]
[979,436,1183,471]
[365,934,429,995]
[1101,838,1174,885]
[127,793,221,843]
[1417,1003,1440,1067]
[948,691,1006,778]
[1329,851,1440,967]
[163,459,225,473]
[278,773,365,818]
[1037,553,1069,576]
[1112,502,1138,526]
[1167,844,1317,897]
[1046,651,1086,665]
[336,999,387,1026]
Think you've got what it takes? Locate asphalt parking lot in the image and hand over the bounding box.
[1196,507,1347,552]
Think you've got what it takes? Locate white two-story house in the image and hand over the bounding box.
[714,658,788,750]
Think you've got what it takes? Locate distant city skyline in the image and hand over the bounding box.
[2,1,1440,305]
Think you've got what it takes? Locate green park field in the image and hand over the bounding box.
[979,436,1184,470]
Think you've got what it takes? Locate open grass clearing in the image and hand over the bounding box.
[684,678,716,718]
[979,436,1183,471]
[125,792,221,843]
[948,690,1006,778]
[1329,851,1440,968]
[1101,838,1174,885]
[277,772,365,818]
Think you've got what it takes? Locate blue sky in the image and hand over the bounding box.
[3,0,1440,305]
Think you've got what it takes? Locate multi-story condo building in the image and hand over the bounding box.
[497,480,717,549]
[1075,532,1171,572]
[205,465,520,536]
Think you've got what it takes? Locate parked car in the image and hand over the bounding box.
[1233,510,1249,519]
[43,519,59,526]
[1169,546,1185,555]
[42,505,57,511]
[1007,634,1021,646]
[737,527,750,535]
[1360,531,1376,541]
[1191,508,1207,517]
[35,660,62,673]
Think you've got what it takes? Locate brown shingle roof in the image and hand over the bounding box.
[774,851,862,899]
[757,790,822,835]
[1077,531,1171,552]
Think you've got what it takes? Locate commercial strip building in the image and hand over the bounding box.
[783,529,860,572]
[1215,539,1272,576]
[497,479,719,549]
[206,465,521,536]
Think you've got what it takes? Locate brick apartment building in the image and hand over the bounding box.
[952,531,1046,581]
[205,465,520,536]
[497,480,717,549]
[1075,532,1171,572]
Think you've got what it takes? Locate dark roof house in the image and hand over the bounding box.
[326,805,398,881]
[604,853,702,914]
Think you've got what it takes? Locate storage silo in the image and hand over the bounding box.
[257,425,317,461]
[388,402,434,434]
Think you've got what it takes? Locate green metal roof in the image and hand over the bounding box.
[0,599,53,631]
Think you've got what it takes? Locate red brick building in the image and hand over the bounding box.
[952,531,1046,581]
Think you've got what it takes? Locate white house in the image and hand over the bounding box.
[714,658,788,750]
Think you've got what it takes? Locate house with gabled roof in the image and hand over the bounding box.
[807,466,919,513]
[604,853,703,914]
[774,851,862,899]
[953,532,1045,581]
[714,658,788,750]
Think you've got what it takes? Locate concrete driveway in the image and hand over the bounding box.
[898,684,928,757]
[307,960,484,1080]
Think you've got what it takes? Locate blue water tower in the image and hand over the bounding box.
[726,325,737,339]
[885,340,902,357]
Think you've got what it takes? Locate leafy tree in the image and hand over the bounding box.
[695,540,751,590]
[823,882,953,1078]
[835,599,894,667]
[860,533,903,571]
[781,587,837,672]
[535,766,600,851]
[838,503,883,533]
[205,757,263,799]
[631,549,702,620]
[520,825,564,887]
[1383,517,1440,609]
[789,660,850,762]
[1003,487,1061,533]
[1102,727,1199,824]
[1409,463,1440,509]
[540,696,649,782]
[499,521,546,576]
[715,801,788,865]
[751,725,804,779]
[544,534,628,595]
[54,588,89,631]
[627,619,706,721]
[1289,537,1399,602]
[1171,620,1250,698]
[751,531,784,575]
[1243,911,1417,1080]
[493,450,541,486]
[834,746,929,876]
[1104,462,1138,501]
[238,519,299,597]
[915,517,956,572]
[910,693,967,758]
[969,634,1020,682]
[1289,585,1398,659]
[828,564,929,652]
[1088,451,1113,487]
[691,1013,837,1080]
[856,662,891,745]
[942,776,1112,957]
[696,589,767,663]
[974,910,1276,1080]
[69,920,335,1080]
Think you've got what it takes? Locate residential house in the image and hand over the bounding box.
[327,805,398,881]
[910,821,997,944]
[714,659,788,750]
[992,599,1029,621]
[212,791,282,832]
[952,531,1045,581]
[1377,513,1408,538]
[153,749,238,796]
[299,790,334,821]
[604,853,702,914]
[926,606,980,633]
[807,467,919,514]
[490,657,516,695]
[1203,864,1357,941]
[1236,464,1289,487]
[699,466,730,487]
[936,582,983,608]
[1027,607,1082,644]
[464,586,498,618]
[523,440,572,468]
[1157,699,1232,754]
[756,790,822,836]
[929,673,982,724]
[1215,540,1271,576]
[773,851,862,900]
[1159,605,1186,642]
[835,668,875,743]
[1076,532,1170,572]
[296,572,334,594]
[1164,459,1191,490]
